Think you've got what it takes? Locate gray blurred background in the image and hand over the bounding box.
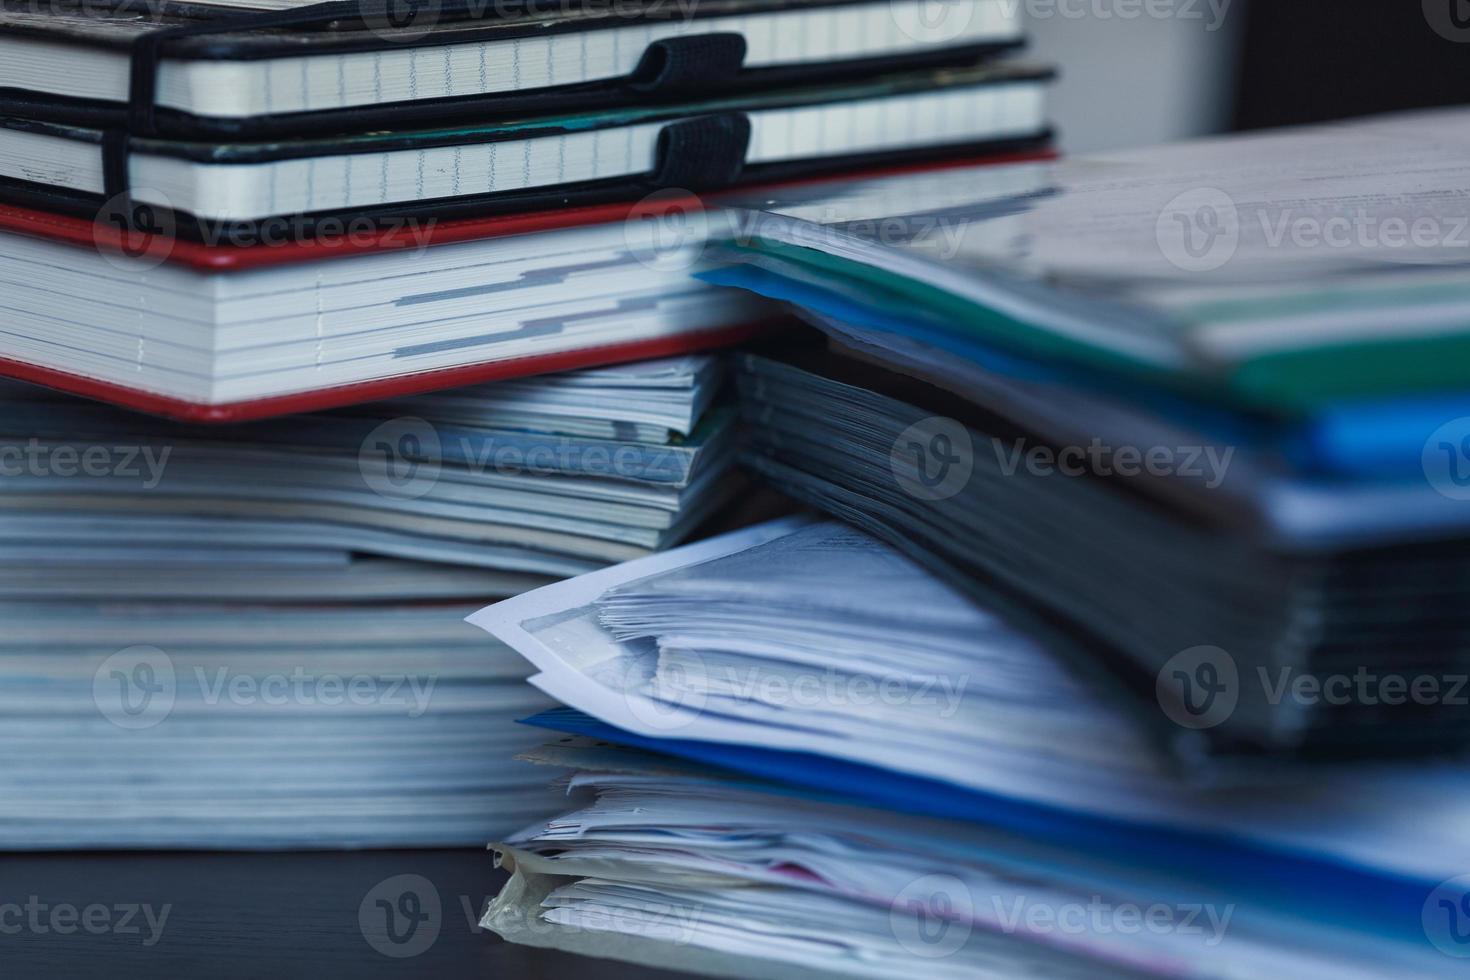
[1033,0,1470,152]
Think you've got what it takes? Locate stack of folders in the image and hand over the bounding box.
[704,108,1470,763]
[0,355,739,848]
[0,0,1053,421]
[471,518,1467,978]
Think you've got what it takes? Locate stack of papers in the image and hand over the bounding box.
[474,518,1164,807]
[709,109,1470,413]
[0,356,737,848]
[471,519,1469,978]
[698,110,1470,761]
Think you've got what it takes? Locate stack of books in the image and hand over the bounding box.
[0,0,1053,850]
[0,0,1048,420]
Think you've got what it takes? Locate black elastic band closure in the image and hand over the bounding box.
[630,33,748,95]
[651,113,751,189]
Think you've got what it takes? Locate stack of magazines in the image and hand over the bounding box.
[0,356,737,848]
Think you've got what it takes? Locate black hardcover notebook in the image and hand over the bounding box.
[0,62,1055,237]
[0,0,1026,137]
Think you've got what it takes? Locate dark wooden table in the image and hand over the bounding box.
[0,849,693,980]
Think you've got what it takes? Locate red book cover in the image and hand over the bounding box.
[0,150,1056,422]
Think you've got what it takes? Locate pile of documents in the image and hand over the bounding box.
[0,356,736,848]
[709,109,1470,761]
[459,108,1470,978]
[473,519,1468,978]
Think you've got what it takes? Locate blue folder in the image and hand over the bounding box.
[700,263,1470,480]
[522,705,1437,944]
